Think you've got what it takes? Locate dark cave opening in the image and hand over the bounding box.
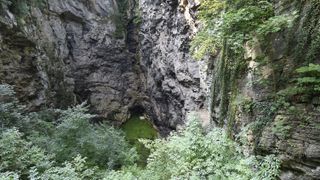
[128,105,145,116]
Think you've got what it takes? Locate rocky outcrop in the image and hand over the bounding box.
[256,2,320,178]
[209,0,320,179]
[1,0,319,178]
[0,0,210,129]
[0,0,142,121]
[138,0,210,132]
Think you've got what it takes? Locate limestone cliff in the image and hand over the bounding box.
[0,0,209,132]
[209,0,320,179]
[138,0,210,131]
[1,0,319,179]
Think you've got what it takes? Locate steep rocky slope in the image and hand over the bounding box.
[1,0,319,179]
[0,0,209,131]
[209,0,320,179]
[138,0,210,131]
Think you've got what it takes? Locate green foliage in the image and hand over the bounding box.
[238,100,281,146]
[0,128,101,180]
[190,0,224,60]
[141,118,253,179]
[0,129,52,178]
[0,172,19,180]
[257,12,298,37]
[0,84,24,129]
[36,103,138,169]
[222,2,273,36]
[295,63,320,95]
[103,166,143,180]
[0,84,56,137]
[271,117,292,139]
[234,95,255,114]
[296,63,320,74]
[278,64,320,99]
[110,116,281,180]
[0,85,281,179]
[0,84,137,178]
[0,0,11,10]
[193,0,297,129]
[191,0,297,59]
[132,2,142,25]
[190,30,222,60]
[293,1,320,63]
[256,155,281,180]
[31,155,99,180]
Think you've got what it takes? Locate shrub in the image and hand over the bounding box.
[191,0,297,59]
[0,172,19,180]
[0,84,24,130]
[44,103,138,169]
[107,115,281,180]
[0,129,52,178]
[0,84,137,170]
[31,155,99,180]
[278,63,320,100]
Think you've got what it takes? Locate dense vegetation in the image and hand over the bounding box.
[191,0,297,60]
[0,84,280,179]
[190,0,320,143]
[1,0,297,179]
[191,0,298,130]
[0,84,137,179]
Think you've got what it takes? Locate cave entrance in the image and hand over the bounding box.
[121,105,158,166]
[128,105,145,116]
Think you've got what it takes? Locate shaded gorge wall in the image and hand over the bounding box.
[208,1,320,179]
[0,0,211,133]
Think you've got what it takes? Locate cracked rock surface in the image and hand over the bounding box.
[0,0,210,129]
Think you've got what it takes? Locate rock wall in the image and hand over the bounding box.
[0,0,140,121]
[209,0,320,179]
[1,0,319,178]
[0,0,210,130]
[138,0,210,132]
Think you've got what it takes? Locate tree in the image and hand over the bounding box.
[106,115,280,180]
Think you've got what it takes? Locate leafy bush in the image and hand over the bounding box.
[278,63,320,99]
[30,155,100,180]
[0,84,138,178]
[30,103,138,169]
[0,129,102,179]
[271,117,292,139]
[107,115,281,180]
[0,84,24,130]
[191,0,297,59]
[0,129,52,178]
[257,12,298,37]
[0,172,19,180]
[0,84,281,179]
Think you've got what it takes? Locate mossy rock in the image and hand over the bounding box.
[121,115,158,166]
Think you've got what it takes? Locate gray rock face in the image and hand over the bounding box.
[138,0,209,131]
[208,0,320,179]
[0,0,209,127]
[0,0,141,121]
[1,0,319,178]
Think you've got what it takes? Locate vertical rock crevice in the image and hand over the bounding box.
[0,0,211,132]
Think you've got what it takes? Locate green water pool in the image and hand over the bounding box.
[121,115,158,166]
